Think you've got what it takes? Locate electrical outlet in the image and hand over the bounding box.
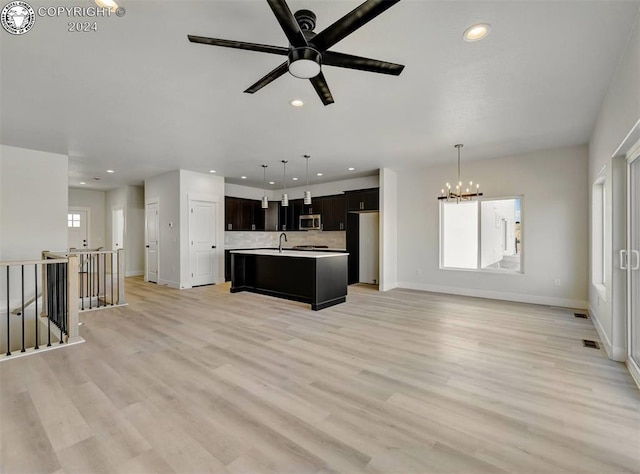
[554,278,561,287]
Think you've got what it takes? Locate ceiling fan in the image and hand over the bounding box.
[188,0,405,106]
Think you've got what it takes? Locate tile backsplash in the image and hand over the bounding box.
[225,231,346,250]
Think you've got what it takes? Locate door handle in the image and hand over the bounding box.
[620,250,628,270]
[632,250,640,271]
[146,245,150,248]
[211,245,216,249]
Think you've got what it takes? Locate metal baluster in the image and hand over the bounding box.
[63,262,68,337]
[89,254,93,310]
[116,251,120,305]
[102,253,106,308]
[21,265,25,352]
[59,264,63,343]
[34,264,39,350]
[110,253,114,305]
[80,254,84,310]
[47,264,51,346]
[6,266,10,356]
[97,252,100,308]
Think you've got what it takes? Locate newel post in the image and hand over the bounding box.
[66,254,81,342]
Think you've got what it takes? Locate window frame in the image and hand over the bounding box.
[439,195,524,274]
[591,167,607,300]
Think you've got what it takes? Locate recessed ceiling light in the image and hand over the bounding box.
[93,176,100,181]
[241,176,247,179]
[209,170,216,173]
[347,167,355,171]
[463,23,490,42]
[106,169,115,173]
[80,181,86,185]
[316,173,323,176]
[292,177,298,181]
[269,181,275,185]
[290,99,304,107]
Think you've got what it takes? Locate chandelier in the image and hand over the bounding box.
[438,144,482,202]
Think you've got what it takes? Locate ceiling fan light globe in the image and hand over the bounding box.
[288,47,321,79]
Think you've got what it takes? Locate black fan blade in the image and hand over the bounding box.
[323,51,404,75]
[267,0,307,48]
[244,62,289,94]
[309,72,334,106]
[188,35,288,56]
[312,0,402,52]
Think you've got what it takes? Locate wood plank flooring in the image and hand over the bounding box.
[1,277,639,473]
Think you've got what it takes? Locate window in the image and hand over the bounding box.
[68,213,81,228]
[592,171,606,296]
[440,197,522,273]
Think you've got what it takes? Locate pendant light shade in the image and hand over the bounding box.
[261,164,269,209]
[303,154,312,205]
[281,160,289,207]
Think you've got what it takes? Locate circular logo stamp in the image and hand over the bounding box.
[1,1,35,35]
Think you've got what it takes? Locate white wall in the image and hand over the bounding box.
[225,183,272,200]
[145,171,180,287]
[0,146,68,260]
[179,170,225,288]
[588,12,640,360]
[379,168,398,291]
[1,145,68,312]
[68,188,106,249]
[395,145,589,308]
[126,186,145,276]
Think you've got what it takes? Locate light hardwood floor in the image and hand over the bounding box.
[1,277,639,474]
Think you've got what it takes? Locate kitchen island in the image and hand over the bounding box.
[230,249,349,310]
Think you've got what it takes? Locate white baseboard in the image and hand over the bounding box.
[396,282,589,309]
[588,305,626,361]
[627,357,640,390]
[379,281,398,292]
[157,279,180,289]
[589,304,614,359]
[126,270,144,277]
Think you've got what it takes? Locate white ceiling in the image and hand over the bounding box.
[1,1,638,191]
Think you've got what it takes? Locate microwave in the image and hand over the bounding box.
[299,214,322,230]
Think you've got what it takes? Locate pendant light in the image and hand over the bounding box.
[303,154,312,205]
[437,144,482,202]
[261,164,269,209]
[281,160,289,207]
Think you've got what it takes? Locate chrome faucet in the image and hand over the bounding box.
[279,232,288,253]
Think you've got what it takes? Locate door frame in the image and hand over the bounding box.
[68,206,91,249]
[111,207,125,251]
[187,193,221,287]
[626,138,640,387]
[145,198,160,283]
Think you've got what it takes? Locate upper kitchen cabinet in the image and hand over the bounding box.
[225,196,264,231]
[316,194,346,231]
[346,188,379,212]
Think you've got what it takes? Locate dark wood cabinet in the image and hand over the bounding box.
[315,194,346,231]
[279,198,303,231]
[346,188,379,212]
[225,196,264,231]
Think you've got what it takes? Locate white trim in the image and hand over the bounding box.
[397,281,588,309]
[589,304,614,360]
[612,117,640,158]
[145,198,160,283]
[0,337,85,363]
[379,281,398,292]
[158,278,180,289]
[626,357,640,390]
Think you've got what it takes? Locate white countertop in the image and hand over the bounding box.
[230,249,349,258]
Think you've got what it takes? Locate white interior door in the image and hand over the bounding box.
[359,212,379,284]
[112,209,124,251]
[68,209,89,249]
[146,202,159,283]
[189,199,217,287]
[628,153,640,378]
